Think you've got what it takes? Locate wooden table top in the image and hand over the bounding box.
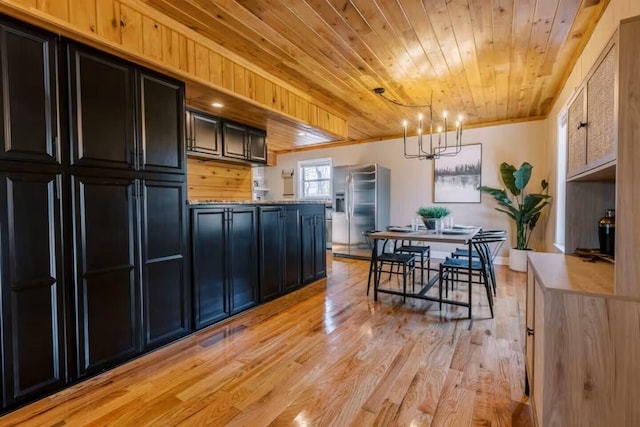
[370,228,480,244]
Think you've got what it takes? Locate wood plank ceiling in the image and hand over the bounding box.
[143,0,609,152]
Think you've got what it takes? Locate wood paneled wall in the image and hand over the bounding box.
[0,0,348,140]
[186,158,252,201]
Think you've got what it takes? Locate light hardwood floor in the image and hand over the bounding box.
[0,255,532,426]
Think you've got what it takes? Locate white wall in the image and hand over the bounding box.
[543,0,640,252]
[265,120,548,256]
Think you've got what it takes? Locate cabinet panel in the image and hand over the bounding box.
[222,122,246,160]
[69,45,135,170]
[301,213,315,284]
[191,209,228,328]
[141,181,189,349]
[0,172,65,406]
[567,88,586,177]
[139,72,184,174]
[248,129,266,163]
[283,206,301,292]
[229,208,258,313]
[301,205,326,284]
[259,207,283,302]
[188,111,221,155]
[586,44,616,168]
[73,176,139,376]
[0,21,58,164]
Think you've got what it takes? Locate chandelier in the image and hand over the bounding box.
[373,88,463,160]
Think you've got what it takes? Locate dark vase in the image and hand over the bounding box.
[598,209,615,257]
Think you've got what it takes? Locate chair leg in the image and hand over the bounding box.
[438,265,444,311]
[367,259,374,295]
[483,269,494,318]
[402,263,407,303]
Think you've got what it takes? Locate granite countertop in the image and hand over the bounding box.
[188,200,329,206]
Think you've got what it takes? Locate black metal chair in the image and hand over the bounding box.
[451,230,506,295]
[438,235,506,318]
[393,240,431,288]
[364,231,416,301]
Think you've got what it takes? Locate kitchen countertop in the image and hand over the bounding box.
[188,200,329,206]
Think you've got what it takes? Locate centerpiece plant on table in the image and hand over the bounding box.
[417,206,450,230]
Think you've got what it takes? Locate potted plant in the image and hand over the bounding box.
[478,162,551,272]
[417,206,451,230]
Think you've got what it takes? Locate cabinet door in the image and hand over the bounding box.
[259,207,283,302]
[68,45,135,170]
[191,208,229,329]
[222,122,247,160]
[140,180,190,350]
[0,172,65,407]
[139,72,185,174]
[229,207,258,313]
[73,176,139,377]
[567,88,586,178]
[301,212,316,284]
[190,111,221,155]
[0,22,59,164]
[283,206,301,292]
[586,44,616,169]
[313,214,326,279]
[248,129,267,163]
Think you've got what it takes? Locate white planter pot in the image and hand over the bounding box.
[509,248,531,272]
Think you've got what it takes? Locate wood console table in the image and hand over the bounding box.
[526,253,640,426]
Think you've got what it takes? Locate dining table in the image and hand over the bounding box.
[368,227,481,318]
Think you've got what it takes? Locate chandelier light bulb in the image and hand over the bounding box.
[403,120,408,128]
[442,111,448,119]
[437,126,442,133]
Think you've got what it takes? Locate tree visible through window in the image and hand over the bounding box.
[299,158,332,200]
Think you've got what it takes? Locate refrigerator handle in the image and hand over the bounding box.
[349,174,355,219]
[345,174,351,221]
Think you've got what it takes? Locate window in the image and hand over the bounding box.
[555,111,567,251]
[298,158,332,200]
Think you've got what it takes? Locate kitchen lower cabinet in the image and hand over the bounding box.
[257,205,302,300]
[301,204,326,284]
[258,206,284,302]
[282,205,302,292]
[191,206,258,329]
[0,171,66,408]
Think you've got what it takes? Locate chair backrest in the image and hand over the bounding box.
[472,235,507,267]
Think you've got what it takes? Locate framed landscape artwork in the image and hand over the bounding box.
[433,143,482,203]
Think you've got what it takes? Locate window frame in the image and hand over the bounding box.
[298,158,332,200]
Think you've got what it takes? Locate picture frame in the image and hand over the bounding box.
[433,143,482,203]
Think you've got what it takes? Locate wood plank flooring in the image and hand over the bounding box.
[0,255,532,426]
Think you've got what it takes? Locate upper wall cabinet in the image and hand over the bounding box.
[222,122,267,164]
[186,110,221,156]
[567,39,617,179]
[0,19,59,164]
[187,109,267,165]
[68,44,185,174]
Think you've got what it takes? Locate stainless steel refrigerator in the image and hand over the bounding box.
[332,164,390,259]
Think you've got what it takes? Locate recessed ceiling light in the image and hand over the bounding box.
[211,102,224,108]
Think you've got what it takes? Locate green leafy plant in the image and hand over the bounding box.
[417,206,451,219]
[479,162,551,250]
